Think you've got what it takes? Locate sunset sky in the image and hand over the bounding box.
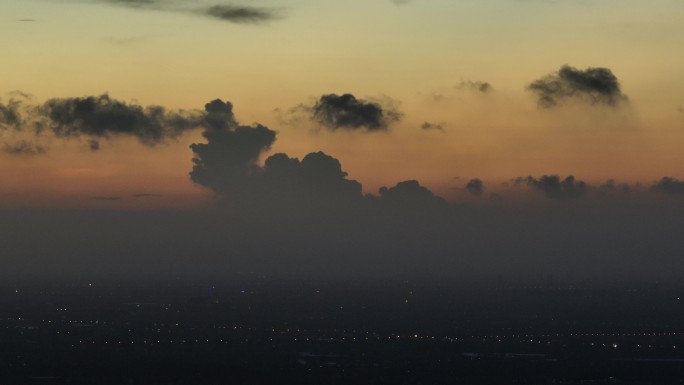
[2,0,684,208]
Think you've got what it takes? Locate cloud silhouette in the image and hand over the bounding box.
[188,99,457,214]
[205,5,277,23]
[378,180,447,209]
[40,94,202,146]
[466,178,484,196]
[189,99,277,199]
[524,175,588,200]
[652,177,684,195]
[88,139,101,151]
[189,100,365,209]
[311,93,401,131]
[529,65,627,108]
[597,179,631,194]
[101,0,279,24]
[0,99,23,129]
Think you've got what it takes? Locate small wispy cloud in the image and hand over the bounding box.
[132,193,163,198]
[204,5,278,23]
[421,122,445,132]
[99,0,280,24]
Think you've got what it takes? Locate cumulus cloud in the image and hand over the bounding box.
[528,65,627,108]
[378,180,447,209]
[39,94,202,146]
[261,152,363,208]
[189,99,277,198]
[523,175,588,200]
[466,178,484,196]
[311,93,401,131]
[652,177,684,195]
[189,99,367,210]
[3,140,46,156]
[188,99,456,214]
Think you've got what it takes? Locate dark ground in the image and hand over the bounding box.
[1,276,684,384]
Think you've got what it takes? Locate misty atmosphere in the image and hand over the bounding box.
[3,0,684,383]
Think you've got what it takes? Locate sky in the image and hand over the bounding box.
[1,0,684,279]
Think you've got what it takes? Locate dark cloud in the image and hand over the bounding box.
[205,5,277,23]
[524,175,588,200]
[189,100,366,210]
[3,141,46,156]
[40,94,202,146]
[189,99,455,214]
[528,65,627,108]
[378,180,447,209]
[597,179,631,194]
[0,99,23,129]
[457,80,492,93]
[260,152,364,209]
[189,99,277,199]
[466,178,484,196]
[311,93,401,131]
[88,139,101,151]
[101,0,279,24]
[652,177,684,196]
[421,122,445,132]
